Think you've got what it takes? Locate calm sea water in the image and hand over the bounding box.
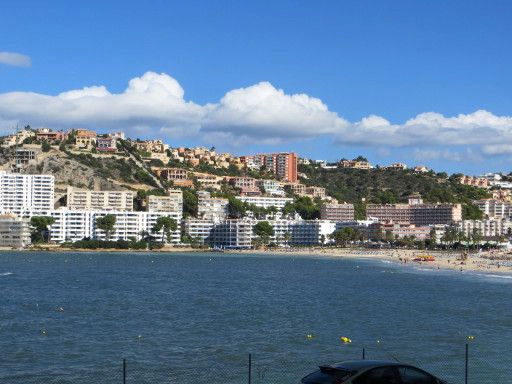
[0,252,511,384]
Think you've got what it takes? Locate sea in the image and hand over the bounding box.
[0,251,511,384]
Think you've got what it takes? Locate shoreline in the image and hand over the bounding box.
[228,247,512,275]
[2,246,512,275]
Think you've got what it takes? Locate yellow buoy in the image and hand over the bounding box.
[340,336,352,344]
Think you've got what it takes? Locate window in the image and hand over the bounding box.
[353,367,400,384]
[398,367,436,384]
[301,368,354,384]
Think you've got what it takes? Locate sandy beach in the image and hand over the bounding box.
[231,247,512,275]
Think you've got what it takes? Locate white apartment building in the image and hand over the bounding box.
[475,200,512,219]
[0,171,54,216]
[49,210,181,243]
[67,187,134,211]
[236,196,293,210]
[197,191,229,222]
[457,219,512,239]
[209,218,337,249]
[210,219,254,249]
[147,190,183,213]
[0,214,31,248]
[183,219,215,244]
[256,179,285,196]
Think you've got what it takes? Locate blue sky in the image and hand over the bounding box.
[1,0,512,174]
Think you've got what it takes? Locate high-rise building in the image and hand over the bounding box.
[0,171,54,216]
[240,152,298,182]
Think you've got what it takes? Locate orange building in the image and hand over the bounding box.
[239,152,298,183]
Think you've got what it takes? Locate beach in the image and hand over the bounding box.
[231,247,512,275]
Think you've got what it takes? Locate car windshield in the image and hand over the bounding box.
[301,367,355,384]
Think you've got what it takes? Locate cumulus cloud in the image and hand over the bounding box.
[1,71,512,157]
[202,81,347,140]
[0,52,31,67]
[0,72,204,136]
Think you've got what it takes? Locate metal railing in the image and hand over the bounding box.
[1,344,509,383]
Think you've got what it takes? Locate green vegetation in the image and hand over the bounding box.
[183,189,198,218]
[299,165,491,219]
[95,214,116,241]
[253,221,274,246]
[67,239,163,250]
[151,216,178,243]
[227,197,278,219]
[329,227,365,247]
[282,196,321,220]
[41,141,51,152]
[30,216,56,243]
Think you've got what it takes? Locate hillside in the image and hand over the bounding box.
[0,143,161,194]
[298,164,491,219]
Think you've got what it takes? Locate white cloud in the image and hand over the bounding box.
[0,52,31,67]
[482,144,512,155]
[0,72,204,136]
[202,81,348,139]
[1,71,512,158]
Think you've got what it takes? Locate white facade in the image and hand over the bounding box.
[67,187,134,211]
[0,214,31,247]
[197,191,229,222]
[457,219,512,239]
[236,196,293,210]
[0,171,54,216]
[147,191,183,213]
[183,219,215,244]
[209,218,337,248]
[49,210,181,243]
[475,200,512,219]
[256,179,285,196]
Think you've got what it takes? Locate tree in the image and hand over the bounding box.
[228,197,247,218]
[429,228,437,248]
[472,228,482,248]
[30,216,56,243]
[385,230,394,243]
[96,214,116,241]
[152,216,178,243]
[283,231,291,247]
[253,221,274,247]
[462,203,484,220]
[330,228,353,247]
[183,189,198,218]
[41,141,51,152]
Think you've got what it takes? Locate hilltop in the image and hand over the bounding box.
[298,163,491,219]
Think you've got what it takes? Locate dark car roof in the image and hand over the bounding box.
[331,360,403,371]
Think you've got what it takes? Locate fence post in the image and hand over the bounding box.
[465,344,468,384]
[123,358,126,384]
[362,348,365,360]
[248,353,252,384]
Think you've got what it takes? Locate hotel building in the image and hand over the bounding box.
[321,203,355,221]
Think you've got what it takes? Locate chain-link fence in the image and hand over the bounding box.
[1,344,508,383]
